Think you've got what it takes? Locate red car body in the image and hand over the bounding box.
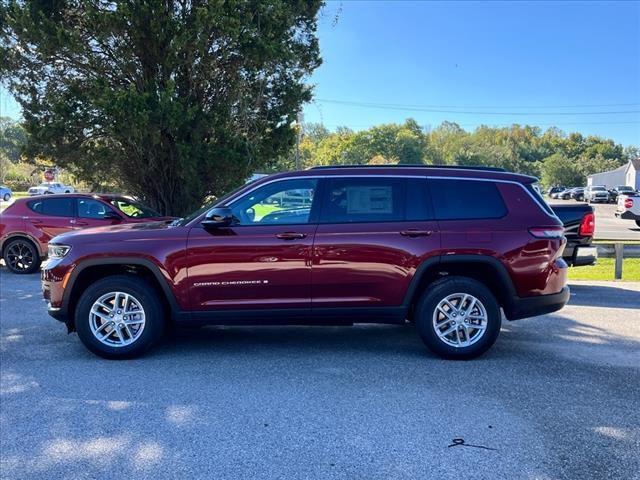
[40,166,569,359]
[1,193,171,273]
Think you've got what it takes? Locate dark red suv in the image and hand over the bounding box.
[1,193,170,274]
[41,166,569,359]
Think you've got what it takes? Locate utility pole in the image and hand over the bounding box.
[295,111,303,170]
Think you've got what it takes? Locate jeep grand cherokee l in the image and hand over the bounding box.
[41,166,569,360]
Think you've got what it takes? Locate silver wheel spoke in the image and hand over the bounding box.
[89,291,146,348]
[432,293,488,349]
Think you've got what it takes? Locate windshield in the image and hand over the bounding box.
[109,197,161,218]
[592,186,606,191]
[618,186,634,191]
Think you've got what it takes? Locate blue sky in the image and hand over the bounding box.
[304,0,640,146]
[1,1,639,145]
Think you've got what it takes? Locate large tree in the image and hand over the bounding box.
[0,0,322,215]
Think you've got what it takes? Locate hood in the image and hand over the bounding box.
[51,220,180,245]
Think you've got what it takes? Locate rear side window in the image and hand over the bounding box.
[526,184,555,216]
[429,179,507,220]
[321,177,404,223]
[27,198,74,217]
[319,177,433,223]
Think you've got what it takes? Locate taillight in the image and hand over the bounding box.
[529,227,565,238]
[578,212,595,237]
[625,198,634,209]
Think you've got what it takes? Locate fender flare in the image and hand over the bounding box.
[62,257,183,317]
[402,254,518,313]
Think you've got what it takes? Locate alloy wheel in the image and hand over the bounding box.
[432,293,488,348]
[5,242,35,272]
[89,291,146,347]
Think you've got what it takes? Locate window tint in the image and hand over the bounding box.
[27,198,74,217]
[229,179,318,225]
[77,199,112,219]
[430,179,507,220]
[405,178,433,221]
[321,177,405,223]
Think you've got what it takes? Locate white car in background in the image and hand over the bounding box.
[615,193,640,227]
[28,182,75,196]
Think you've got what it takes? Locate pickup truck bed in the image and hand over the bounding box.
[550,203,597,266]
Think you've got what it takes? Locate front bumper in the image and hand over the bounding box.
[506,286,571,320]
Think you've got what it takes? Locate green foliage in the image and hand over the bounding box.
[292,120,632,187]
[0,117,27,163]
[1,0,323,215]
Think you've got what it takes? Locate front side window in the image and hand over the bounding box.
[229,179,318,225]
[430,179,507,220]
[77,199,113,219]
[27,198,75,217]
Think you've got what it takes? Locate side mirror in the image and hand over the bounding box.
[202,207,235,228]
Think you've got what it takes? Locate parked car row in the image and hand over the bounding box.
[549,185,638,204]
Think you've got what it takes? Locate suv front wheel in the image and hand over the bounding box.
[75,275,165,359]
[415,276,501,359]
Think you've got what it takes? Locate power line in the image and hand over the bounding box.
[315,98,640,116]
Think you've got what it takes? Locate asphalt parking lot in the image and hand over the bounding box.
[1,269,639,480]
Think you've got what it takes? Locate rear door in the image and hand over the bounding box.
[25,197,76,240]
[312,176,440,309]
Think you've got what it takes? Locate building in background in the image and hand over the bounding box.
[587,159,640,189]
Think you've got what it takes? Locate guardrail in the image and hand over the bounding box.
[595,242,640,280]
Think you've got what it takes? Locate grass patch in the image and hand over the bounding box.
[568,258,640,281]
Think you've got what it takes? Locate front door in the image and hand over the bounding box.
[186,178,319,314]
[312,176,441,309]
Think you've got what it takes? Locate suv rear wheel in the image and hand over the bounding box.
[415,276,501,359]
[3,238,41,274]
[75,275,165,359]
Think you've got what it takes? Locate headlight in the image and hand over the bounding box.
[48,244,71,258]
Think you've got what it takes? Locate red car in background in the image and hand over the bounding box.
[1,193,171,274]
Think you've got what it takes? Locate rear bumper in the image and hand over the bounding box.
[572,245,597,267]
[505,286,570,321]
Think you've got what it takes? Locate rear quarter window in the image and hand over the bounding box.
[27,198,75,217]
[429,179,507,220]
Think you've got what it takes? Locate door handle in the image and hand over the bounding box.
[275,232,307,240]
[400,229,433,237]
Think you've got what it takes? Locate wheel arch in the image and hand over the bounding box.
[63,258,182,330]
[404,255,517,319]
[1,234,43,258]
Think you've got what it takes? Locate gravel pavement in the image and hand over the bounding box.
[1,269,639,480]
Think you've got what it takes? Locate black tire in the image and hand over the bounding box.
[2,238,41,274]
[414,276,501,360]
[2,193,10,201]
[74,274,165,359]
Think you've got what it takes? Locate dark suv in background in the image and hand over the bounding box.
[42,166,569,360]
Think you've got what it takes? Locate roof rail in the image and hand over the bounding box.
[309,164,506,172]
